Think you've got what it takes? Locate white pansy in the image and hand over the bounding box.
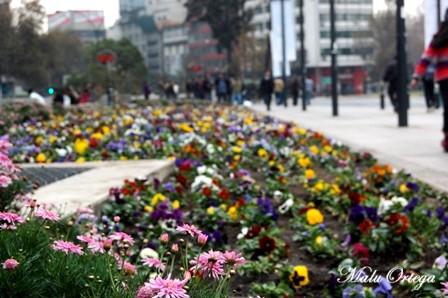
[237,227,249,240]
[56,148,67,157]
[378,198,394,215]
[273,191,283,201]
[139,248,159,259]
[391,196,408,207]
[278,198,294,214]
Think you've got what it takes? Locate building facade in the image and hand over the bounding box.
[145,0,188,27]
[162,24,189,78]
[247,0,373,94]
[47,10,106,43]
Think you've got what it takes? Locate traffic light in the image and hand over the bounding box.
[48,87,55,95]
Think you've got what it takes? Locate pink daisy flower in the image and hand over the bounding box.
[0,138,12,154]
[190,250,225,279]
[77,234,95,244]
[88,239,108,254]
[109,232,135,246]
[176,224,201,237]
[197,233,208,246]
[122,261,137,275]
[0,212,24,230]
[2,258,19,270]
[221,251,246,269]
[137,277,189,298]
[52,240,84,255]
[0,175,12,188]
[142,257,166,271]
[34,208,61,221]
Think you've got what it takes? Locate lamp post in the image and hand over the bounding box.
[330,0,338,116]
[299,0,306,111]
[437,0,442,26]
[280,0,287,107]
[396,0,409,127]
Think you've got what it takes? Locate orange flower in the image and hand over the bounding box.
[387,213,410,234]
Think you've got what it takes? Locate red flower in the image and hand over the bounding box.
[349,192,366,204]
[219,188,230,200]
[358,219,374,235]
[387,213,410,235]
[259,236,276,254]
[352,242,369,263]
[246,225,262,239]
[89,138,99,148]
[176,174,187,187]
[202,187,212,197]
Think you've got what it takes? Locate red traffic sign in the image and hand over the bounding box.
[189,64,202,73]
[97,50,116,65]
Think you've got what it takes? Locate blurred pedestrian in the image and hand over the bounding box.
[422,64,437,112]
[186,80,194,99]
[232,77,243,105]
[259,70,274,111]
[305,77,314,105]
[412,10,448,152]
[290,76,300,106]
[194,78,204,99]
[143,81,151,100]
[79,87,91,105]
[383,59,398,111]
[274,77,286,106]
[28,89,46,105]
[215,73,230,104]
[202,76,212,101]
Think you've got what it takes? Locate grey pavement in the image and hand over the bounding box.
[29,160,174,216]
[252,94,448,193]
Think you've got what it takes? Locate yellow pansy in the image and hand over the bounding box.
[324,145,333,153]
[233,155,241,161]
[289,265,310,288]
[305,169,316,180]
[244,117,253,126]
[151,193,166,206]
[310,145,320,155]
[74,138,89,155]
[49,135,58,144]
[257,148,268,159]
[331,184,341,195]
[133,141,142,149]
[294,127,307,136]
[101,126,111,135]
[144,205,154,213]
[123,116,134,126]
[120,156,128,161]
[298,156,311,168]
[220,204,227,211]
[227,206,238,221]
[313,181,327,192]
[306,208,324,225]
[35,136,45,146]
[400,184,409,194]
[277,164,285,173]
[179,123,194,133]
[232,146,242,154]
[237,140,245,147]
[36,153,46,163]
[207,207,215,215]
[172,200,180,209]
[91,132,104,140]
[85,127,93,134]
[315,236,324,246]
[152,109,162,117]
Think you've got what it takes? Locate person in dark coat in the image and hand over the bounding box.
[383,59,398,110]
[259,70,274,111]
[290,76,300,106]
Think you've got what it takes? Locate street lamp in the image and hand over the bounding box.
[299,0,307,111]
[271,0,288,107]
[396,0,409,127]
[330,0,338,117]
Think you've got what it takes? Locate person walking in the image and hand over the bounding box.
[274,77,286,106]
[305,77,314,105]
[383,59,399,111]
[290,76,300,106]
[422,64,437,112]
[412,10,448,152]
[215,73,230,104]
[259,70,274,111]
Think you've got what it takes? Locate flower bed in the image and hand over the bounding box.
[3,103,448,297]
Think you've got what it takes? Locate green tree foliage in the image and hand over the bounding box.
[185,0,253,66]
[74,39,148,94]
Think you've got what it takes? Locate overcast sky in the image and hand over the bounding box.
[11,0,424,28]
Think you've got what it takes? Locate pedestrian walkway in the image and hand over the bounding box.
[252,95,448,193]
[26,160,174,216]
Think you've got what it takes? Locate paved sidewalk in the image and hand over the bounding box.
[252,95,448,193]
[29,160,174,216]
